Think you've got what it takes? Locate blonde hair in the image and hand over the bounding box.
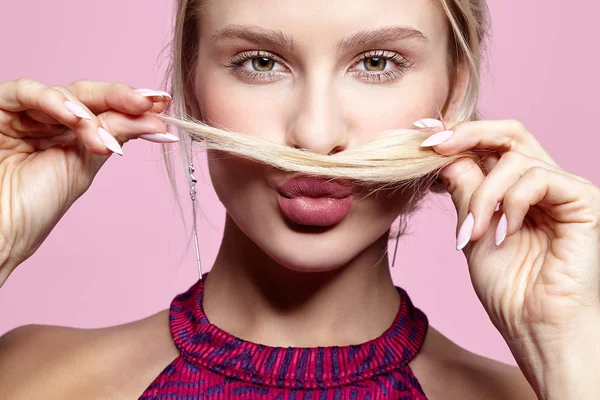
[159,0,491,241]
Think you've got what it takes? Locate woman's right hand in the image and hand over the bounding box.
[0,78,180,287]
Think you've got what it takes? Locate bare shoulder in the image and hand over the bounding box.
[0,310,178,400]
[410,326,538,400]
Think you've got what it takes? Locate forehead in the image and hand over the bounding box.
[198,0,448,47]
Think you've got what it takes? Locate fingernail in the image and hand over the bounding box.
[495,213,507,246]
[97,127,123,156]
[135,88,165,102]
[413,118,444,129]
[494,202,501,212]
[156,91,172,100]
[420,130,453,147]
[64,101,91,120]
[456,212,474,251]
[138,133,180,143]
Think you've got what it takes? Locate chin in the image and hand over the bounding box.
[268,246,356,273]
[260,218,381,273]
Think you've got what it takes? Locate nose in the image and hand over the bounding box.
[285,74,350,156]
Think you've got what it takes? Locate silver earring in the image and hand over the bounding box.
[188,136,203,279]
[391,219,401,268]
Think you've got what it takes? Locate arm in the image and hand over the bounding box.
[0,325,69,399]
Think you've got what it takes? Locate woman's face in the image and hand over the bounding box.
[193,0,452,272]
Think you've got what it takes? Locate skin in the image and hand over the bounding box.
[0,0,546,398]
[196,0,451,347]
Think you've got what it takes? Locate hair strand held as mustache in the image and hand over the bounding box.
[159,114,481,194]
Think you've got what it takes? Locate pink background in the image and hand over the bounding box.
[0,0,598,366]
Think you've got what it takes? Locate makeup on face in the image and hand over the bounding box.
[277,175,353,226]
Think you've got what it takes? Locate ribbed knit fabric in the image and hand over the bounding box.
[139,273,429,399]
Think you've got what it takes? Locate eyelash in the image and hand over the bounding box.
[351,50,414,83]
[225,51,286,82]
[225,50,414,83]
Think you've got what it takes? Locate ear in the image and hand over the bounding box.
[442,58,472,120]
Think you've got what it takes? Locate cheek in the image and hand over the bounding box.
[195,67,288,141]
[207,148,279,237]
[194,63,284,228]
[208,150,254,204]
[341,70,450,143]
[196,71,281,219]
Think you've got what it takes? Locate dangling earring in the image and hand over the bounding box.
[391,218,401,268]
[188,135,203,279]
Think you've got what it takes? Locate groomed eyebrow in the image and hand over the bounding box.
[210,25,297,51]
[210,25,428,52]
[338,26,428,52]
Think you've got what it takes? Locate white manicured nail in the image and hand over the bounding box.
[97,127,123,156]
[456,212,474,251]
[64,101,91,120]
[139,133,180,143]
[156,91,172,100]
[135,88,165,101]
[495,213,508,246]
[413,118,444,129]
[420,130,453,147]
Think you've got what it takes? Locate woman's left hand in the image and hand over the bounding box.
[416,118,600,399]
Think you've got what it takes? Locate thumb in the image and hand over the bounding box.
[438,157,486,251]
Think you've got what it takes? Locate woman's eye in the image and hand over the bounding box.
[237,54,286,73]
[362,57,387,72]
[226,52,288,82]
[251,57,276,71]
[354,55,397,73]
[351,51,413,83]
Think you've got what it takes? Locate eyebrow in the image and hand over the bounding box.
[338,26,428,52]
[210,25,428,52]
[210,25,297,51]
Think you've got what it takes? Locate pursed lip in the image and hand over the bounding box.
[278,175,353,199]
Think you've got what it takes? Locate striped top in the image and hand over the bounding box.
[139,274,430,399]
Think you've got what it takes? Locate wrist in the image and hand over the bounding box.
[539,347,598,399]
[0,239,18,288]
[507,315,600,400]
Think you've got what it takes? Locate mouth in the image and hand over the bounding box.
[278,175,353,198]
[277,176,353,226]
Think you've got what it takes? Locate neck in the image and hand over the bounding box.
[203,214,401,348]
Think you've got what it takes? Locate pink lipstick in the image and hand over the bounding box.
[277,176,353,226]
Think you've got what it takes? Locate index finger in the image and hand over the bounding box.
[437,157,486,251]
[65,80,168,116]
[418,119,559,168]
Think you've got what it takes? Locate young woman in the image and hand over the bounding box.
[0,0,599,399]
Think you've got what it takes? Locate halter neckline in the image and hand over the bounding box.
[168,273,429,389]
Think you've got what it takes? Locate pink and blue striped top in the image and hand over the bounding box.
[139,274,429,399]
